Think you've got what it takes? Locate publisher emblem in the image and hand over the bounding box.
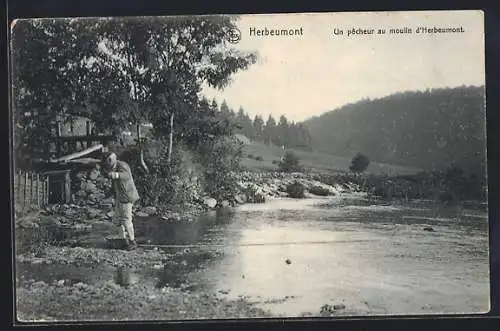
[227,27,241,44]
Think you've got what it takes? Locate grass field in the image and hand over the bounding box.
[238,136,421,176]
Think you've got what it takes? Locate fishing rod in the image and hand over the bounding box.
[135,239,376,249]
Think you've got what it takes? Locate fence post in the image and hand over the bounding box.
[45,176,49,205]
[43,175,47,206]
[27,171,31,206]
[36,173,40,208]
[30,172,35,205]
[23,171,28,212]
[40,174,44,207]
[16,170,21,208]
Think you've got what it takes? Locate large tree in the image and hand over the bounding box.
[253,115,264,141]
[11,18,102,162]
[12,16,258,163]
[95,16,257,148]
[263,115,277,145]
[277,115,289,147]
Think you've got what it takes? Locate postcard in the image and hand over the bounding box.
[10,10,488,322]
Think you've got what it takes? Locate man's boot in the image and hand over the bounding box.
[126,239,137,251]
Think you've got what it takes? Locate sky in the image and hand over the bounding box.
[201,10,485,122]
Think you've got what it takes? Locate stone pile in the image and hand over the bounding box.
[72,166,110,206]
[231,171,346,204]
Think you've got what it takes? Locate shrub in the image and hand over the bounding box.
[272,160,279,165]
[243,185,266,203]
[117,134,245,208]
[255,156,263,161]
[194,136,244,202]
[349,153,370,173]
[127,138,202,208]
[279,151,302,172]
[286,181,306,198]
[247,154,254,159]
[309,185,331,196]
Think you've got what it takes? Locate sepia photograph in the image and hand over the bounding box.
[10,10,489,322]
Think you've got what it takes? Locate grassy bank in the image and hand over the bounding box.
[240,140,421,176]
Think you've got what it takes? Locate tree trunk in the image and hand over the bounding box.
[56,121,61,156]
[168,112,174,165]
[136,122,149,174]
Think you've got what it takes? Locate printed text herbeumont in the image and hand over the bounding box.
[249,27,304,37]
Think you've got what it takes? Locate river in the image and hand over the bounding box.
[17,193,490,318]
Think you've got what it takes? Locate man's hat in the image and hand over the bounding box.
[102,151,117,169]
[102,151,115,161]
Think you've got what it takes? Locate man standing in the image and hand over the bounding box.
[103,151,140,250]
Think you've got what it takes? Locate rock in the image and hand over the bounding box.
[106,211,115,219]
[309,185,333,196]
[74,282,87,289]
[234,194,247,204]
[423,227,435,232]
[161,212,181,221]
[320,303,344,314]
[136,212,149,218]
[220,200,230,208]
[285,259,292,265]
[203,198,217,209]
[88,169,100,180]
[75,172,86,180]
[82,182,98,194]
[76,190,87,198]
[73,224,92,231]
[57,279,65,286]
[95,176,107,183]
[32,280,47,288]
[141,206,157,216]
[100,202,113,209]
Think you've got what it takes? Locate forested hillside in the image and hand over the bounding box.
[303,86,486,173]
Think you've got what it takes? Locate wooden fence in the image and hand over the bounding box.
[14,169,49,213]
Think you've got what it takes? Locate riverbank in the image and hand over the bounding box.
[14,169,488,321]
[15,171,349,252]
[14,171,353,322]
[17,277,271,321]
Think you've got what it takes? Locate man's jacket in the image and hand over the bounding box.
[109,160,140,204]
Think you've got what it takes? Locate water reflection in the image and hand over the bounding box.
[17,196,489,316]
[193,198,489,316]
[135,209,235,246]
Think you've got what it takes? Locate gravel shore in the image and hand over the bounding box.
[17,278,271,322]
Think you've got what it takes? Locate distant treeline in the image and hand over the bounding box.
[303,86,486,173]
[217,100,312,149]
